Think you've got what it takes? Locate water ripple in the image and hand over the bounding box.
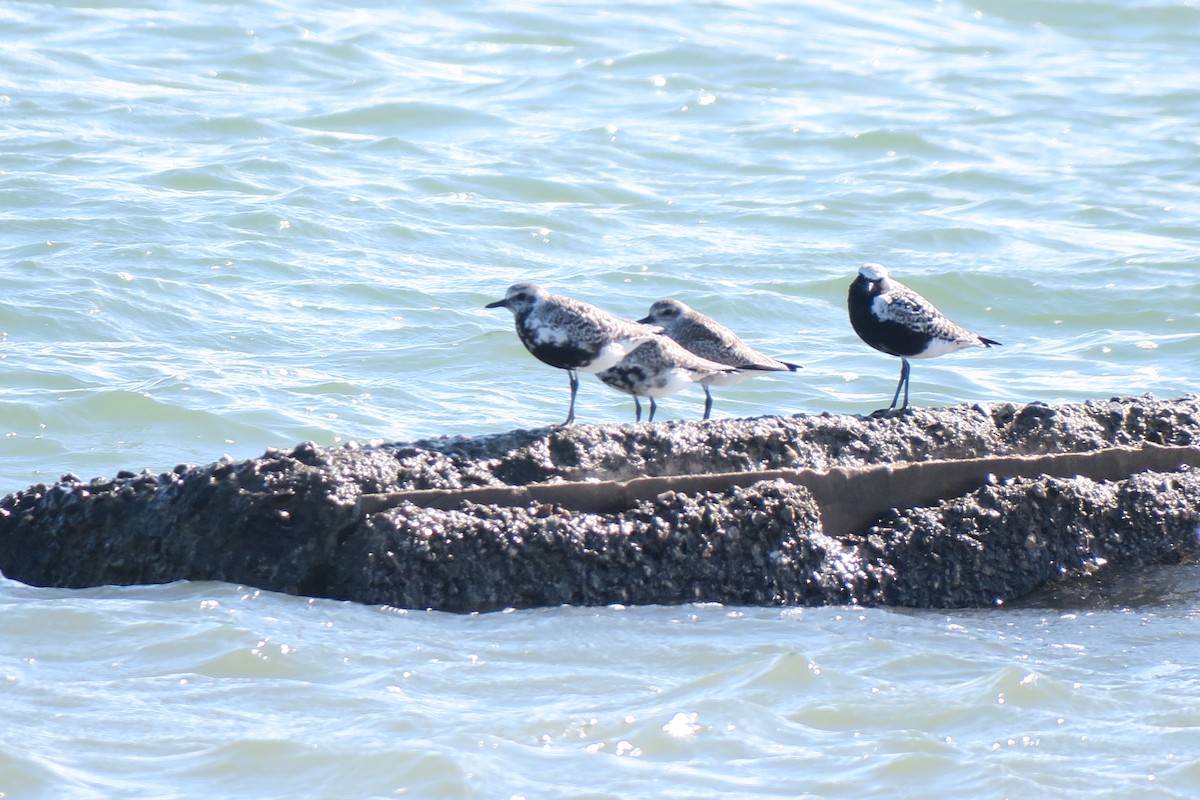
[3,0,1200,794]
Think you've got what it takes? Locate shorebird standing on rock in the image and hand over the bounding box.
[485,282,663,425]
[596,336,738,422]
[639,298,801,419]
[847,262,1001,411]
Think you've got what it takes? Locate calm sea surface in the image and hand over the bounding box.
[2,0,1199,797]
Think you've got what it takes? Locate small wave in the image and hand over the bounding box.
[291,101,510,137]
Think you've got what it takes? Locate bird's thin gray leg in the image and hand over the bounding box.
[563,368,579,425]
[633,396,643,422]
[702,384,713,420]
[648,397,658,422]
[888,358,911,410]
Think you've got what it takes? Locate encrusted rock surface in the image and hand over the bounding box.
[385,395,1200,488]
[0,396,1198,611]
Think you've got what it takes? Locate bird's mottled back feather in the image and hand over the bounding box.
[597,337,734,399]
[642,299,799,373]
[869,285,988,351]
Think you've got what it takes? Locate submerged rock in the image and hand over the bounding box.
[0,396,1198,611]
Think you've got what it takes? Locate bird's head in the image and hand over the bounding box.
[638,298,690,326]
[485,282,544,314]
[857,262,891,293]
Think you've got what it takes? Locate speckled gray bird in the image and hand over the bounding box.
[596,335,737,422]
[486,282,663,425]
[639,298,800,419]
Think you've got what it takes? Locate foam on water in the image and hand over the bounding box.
[2,0,1200,796]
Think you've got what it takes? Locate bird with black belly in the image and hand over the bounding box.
[485,282,663,425]
[847,262,1001,411]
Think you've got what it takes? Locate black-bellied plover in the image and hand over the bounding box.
[596,336,737,422]
[639,298,801,419]
[485,282,663,425]
[847,262,1001,411]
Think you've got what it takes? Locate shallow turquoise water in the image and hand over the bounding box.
[3,0,1198,491]
[3,577,1199,799]
[2,0,1199,797]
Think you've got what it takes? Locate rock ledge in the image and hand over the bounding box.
[1,396,1197,611]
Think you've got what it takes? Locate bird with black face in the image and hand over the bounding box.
[485,282,662,425]
[847,262,1000,411]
